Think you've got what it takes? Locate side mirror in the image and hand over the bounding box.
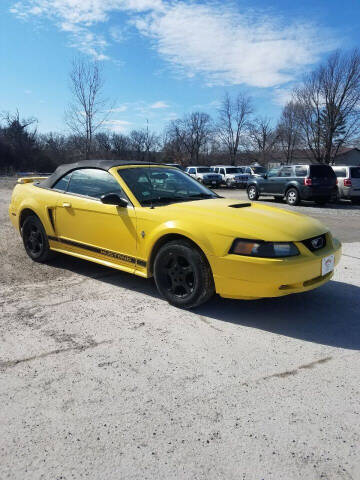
[100,193,128,207]
[263,173,268,179]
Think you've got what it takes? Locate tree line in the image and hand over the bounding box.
[1,48,360,173]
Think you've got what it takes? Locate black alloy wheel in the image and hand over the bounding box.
[154,240,214,308]
[22,215,56,262]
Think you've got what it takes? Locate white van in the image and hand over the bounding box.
[332,165,360,204]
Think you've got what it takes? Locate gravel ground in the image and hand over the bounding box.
[1,178,360,480]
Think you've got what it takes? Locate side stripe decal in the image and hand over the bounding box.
[48,235,146,267]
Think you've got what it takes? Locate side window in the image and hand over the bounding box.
[280,167,293,177]
[350,167,360,178]
[220,168,225,175]
[295,166,308,177]
[213,168,219,173]
[268,168,280,178]
[188,168,195,174]
[244,167,251,174]
[334,168,347,178]
[52,173,72,191]
[67,169,124,199]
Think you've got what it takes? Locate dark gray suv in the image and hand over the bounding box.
[247,164,337,206]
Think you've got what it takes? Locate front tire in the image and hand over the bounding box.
[286,188,300,206]
[154,240,215,309]
[247,185,259,200]
[22,215,56,262]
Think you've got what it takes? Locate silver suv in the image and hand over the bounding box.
[332,165,360,204]
[185,166,222,187]
[211,165,248,188]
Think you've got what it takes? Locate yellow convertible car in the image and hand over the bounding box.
[9,160,341,308]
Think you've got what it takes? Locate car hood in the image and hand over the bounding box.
[162,198,328,242]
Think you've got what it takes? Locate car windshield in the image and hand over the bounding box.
[118,167,218,206]
[226,168,241,174]
[252,167,267,174]
[197,167,211,173]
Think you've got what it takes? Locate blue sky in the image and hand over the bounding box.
[1,0,359,134]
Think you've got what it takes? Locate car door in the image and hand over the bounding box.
[53,168,138,271]
[265,167,282,193]
[277,166,294,194]
[350,167,360,194]
[219,168,226,182]
[188,167,196,178]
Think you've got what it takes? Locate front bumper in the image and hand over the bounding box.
[210,233,341,299]
[203,178,221,186]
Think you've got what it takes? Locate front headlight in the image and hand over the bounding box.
[229,238,299,258]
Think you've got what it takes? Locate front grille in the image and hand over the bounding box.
[302,234,326,252]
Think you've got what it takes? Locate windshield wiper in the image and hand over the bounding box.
[142,196,187,206]
[188,193,217,199]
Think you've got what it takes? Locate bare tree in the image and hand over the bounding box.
[129,126,160,161]
[276,101,302,164]
[249,117,278,164]
[166,112,212,163]
[217,92,252,165]
[294,49,360,163]
[65,58,111,159]
[163,121,187,165]
[0,110,39,170]
[112,133,130,158]
[94,132,112,158]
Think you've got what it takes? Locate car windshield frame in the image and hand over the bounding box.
[118,166,219,207]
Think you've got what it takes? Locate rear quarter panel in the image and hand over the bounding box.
[9,183,58,235]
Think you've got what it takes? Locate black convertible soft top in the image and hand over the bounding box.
[40,159,162,188]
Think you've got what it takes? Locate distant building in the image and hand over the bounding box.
[332,148,360,166]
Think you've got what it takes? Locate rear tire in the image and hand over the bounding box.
[154,240,215,309]
[286,188,300,206]
[22,215,56,262]
[247,185,259,201]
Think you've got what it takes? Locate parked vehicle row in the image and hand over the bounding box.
[182,162,360,205]
[246,164,360,206]
[185,165,258,189]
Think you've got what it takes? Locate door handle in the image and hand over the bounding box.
[62,202,72,208]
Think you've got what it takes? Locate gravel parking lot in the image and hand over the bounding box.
[1,177,360,480]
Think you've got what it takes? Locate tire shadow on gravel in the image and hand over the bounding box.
[49,253,360,350]
[198,280,360,350]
